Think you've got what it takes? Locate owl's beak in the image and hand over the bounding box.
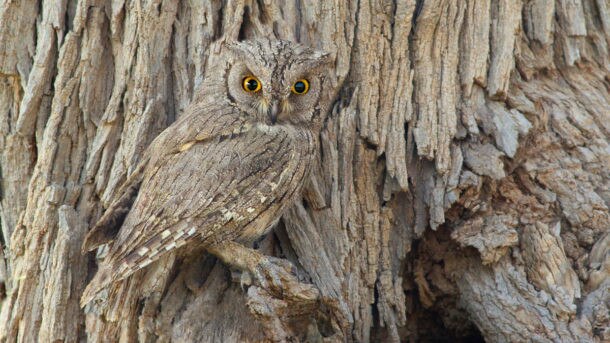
[268,101,280,124]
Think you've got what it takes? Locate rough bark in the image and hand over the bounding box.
[0,1,608,342]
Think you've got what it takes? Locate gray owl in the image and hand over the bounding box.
[80,39,332,305]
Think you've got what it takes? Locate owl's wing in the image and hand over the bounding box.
[81,161,148,253]
[81,117,306,305]
[82,102,248,253]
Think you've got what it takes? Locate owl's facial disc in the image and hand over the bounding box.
[226,39,331,127]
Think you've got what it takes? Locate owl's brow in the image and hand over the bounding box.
[273,59,293,91]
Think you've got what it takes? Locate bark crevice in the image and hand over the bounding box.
[0,1,608,342]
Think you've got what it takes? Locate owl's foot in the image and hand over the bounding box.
[207,241,317,299]
[233,256,294,292]
[249,255,294,292]
[208,241,321,342]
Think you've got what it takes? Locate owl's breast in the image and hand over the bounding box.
[233,126,316,244]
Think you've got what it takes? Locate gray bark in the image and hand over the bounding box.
[0,0,608,342]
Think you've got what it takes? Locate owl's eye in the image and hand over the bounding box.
[242,76,261,92]
[291,79,309,94]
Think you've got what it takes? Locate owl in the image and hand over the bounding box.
[80,39,333,305]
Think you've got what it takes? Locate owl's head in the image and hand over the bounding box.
[225,39,332,128]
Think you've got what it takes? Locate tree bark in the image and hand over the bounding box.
[0,1,608,342]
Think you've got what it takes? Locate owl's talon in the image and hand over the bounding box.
[251,256,298,296]
[239,270,253,290]
[268,256,297,274]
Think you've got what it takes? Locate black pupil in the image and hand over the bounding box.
[294,81,306,93]
[246,79,258,91]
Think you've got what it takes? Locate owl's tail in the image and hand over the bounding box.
[80,267,113,307]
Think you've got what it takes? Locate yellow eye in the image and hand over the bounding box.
[242,76,262,92]
[291,79,309,94]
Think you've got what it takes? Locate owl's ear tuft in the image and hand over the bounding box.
[315,51,333,64]
[300,51,334,74]
[225,41,250,61]
[316,52,333,68]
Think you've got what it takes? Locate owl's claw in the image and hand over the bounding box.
[207,241,315,299]
[250,256,297,295]
[233,269,253,290]
[247,255,321,306]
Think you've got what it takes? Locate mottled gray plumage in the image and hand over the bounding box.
[81,39,332,306]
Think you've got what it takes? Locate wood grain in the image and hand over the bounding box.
[0,1,608,342]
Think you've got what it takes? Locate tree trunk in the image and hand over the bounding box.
[0,1,608,342]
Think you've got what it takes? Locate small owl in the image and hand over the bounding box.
[80,39,333,305]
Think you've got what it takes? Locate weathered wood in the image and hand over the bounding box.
[0,0,608,342]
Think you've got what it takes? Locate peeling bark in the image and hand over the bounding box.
[0,1,608,342]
